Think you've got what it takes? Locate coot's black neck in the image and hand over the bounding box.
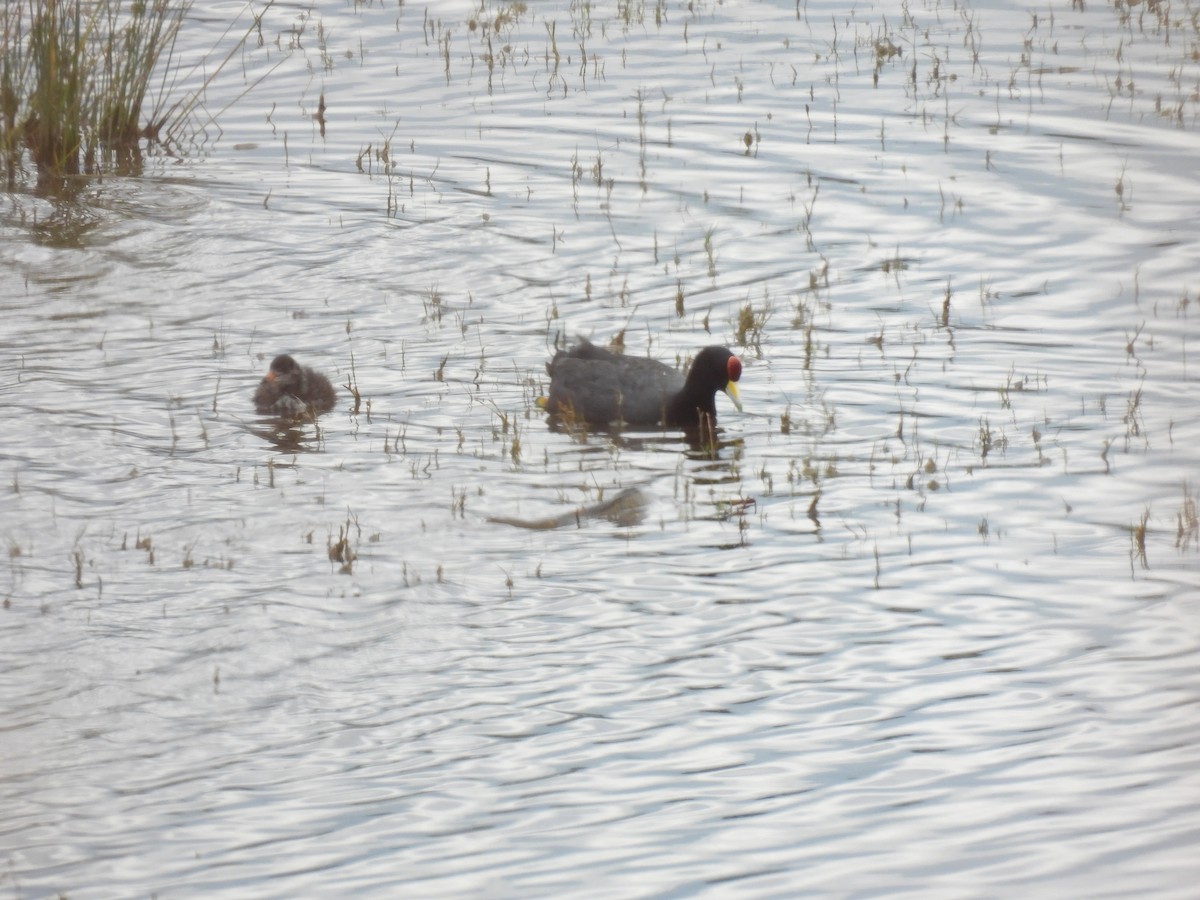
[665,382,718,429]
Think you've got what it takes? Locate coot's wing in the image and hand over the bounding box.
[547,352,684,426]
[546,338,618,373]
[610,356,685,425]
[301,368,337,414]
[546,358,625,424]
[256,389,308,417]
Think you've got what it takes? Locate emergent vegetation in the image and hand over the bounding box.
[1,0,278,189]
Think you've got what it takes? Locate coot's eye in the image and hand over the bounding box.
[727,356,742,383]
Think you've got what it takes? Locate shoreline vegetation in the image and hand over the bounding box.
[0,0,274,192]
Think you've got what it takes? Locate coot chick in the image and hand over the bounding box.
[543,340,742,430]
[254,354,337,417]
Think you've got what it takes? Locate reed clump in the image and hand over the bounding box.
[0,0,189,187]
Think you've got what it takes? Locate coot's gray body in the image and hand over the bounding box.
[544,340,741,429]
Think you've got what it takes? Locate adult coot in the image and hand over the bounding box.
[253,354,337,417]
[543,340,742,430]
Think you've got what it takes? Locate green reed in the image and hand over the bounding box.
[0,0,188,185]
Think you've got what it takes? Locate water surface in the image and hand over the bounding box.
[2,1,1199,896]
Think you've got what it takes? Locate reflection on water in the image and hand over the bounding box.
[2,1,1200,897]
[246,419,331,454]
[488,485,650,530]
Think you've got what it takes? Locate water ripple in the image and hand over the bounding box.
[2,1,1200,897]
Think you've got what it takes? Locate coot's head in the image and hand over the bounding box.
[265,354,302,386]
[688,346,743,411]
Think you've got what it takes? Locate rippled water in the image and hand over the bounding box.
[3,0,1199,896]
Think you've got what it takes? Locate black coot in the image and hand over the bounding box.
[543,340,742,429]
[254,354,337,417]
